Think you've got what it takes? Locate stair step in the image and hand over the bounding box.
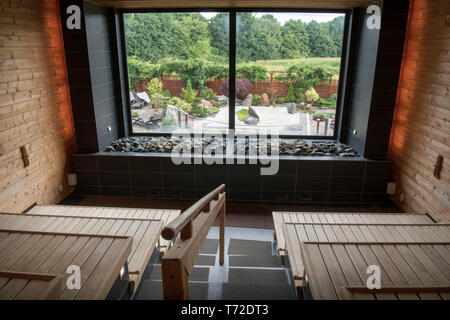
[228,268,287,284]
[229,255,282,268]
[222,283,295,300]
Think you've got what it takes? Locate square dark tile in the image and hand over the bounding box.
[99,171,130,186]
[298,160,332,177]
[97,155,129,171]
[297,176,330,192]
[330,177,363,192]
[262,175,295,192]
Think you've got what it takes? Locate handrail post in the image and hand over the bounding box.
[219,195,226,265]
[180,220,192,240]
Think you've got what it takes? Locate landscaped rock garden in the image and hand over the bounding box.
[105,136,358,157]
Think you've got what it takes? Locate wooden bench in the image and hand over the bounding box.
[0,212,163,293]
[0,229,131,299]
[28,205,179,255]
[283,222,450,298]
[273,212,434,262]
[0,271,62,300]
[300,241,450,300]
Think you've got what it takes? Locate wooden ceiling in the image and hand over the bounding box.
[86,0,377,9]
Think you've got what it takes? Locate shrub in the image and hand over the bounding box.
[131,111,139,118]
[162,89,171,98]
[168,97,192,113]
[286,86,296,102]
[277,65,331,101]
[191,97,202,108]
[210,100,220,108]
[236,109,249,121]
[151,93,162,108]
[162,117,177,128]
[304,87,319,102]
[147,78,163,96]
[200,87,216,100]
[237,64,268,84]
[252,94,261,106]
[313,112,327,120]
[182,79,197,103]
[218,78,253,100]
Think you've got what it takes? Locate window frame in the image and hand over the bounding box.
[119,8,350,140]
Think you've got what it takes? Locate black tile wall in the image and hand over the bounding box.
[73,154,393,205]
[60,0,123,153]
[341,2,409,160]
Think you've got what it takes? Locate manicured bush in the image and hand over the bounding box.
[236,109,249,121]
[182,80,197,103]
[147,78,163,96]
[200,87,216,100]
[168,96,192,113]
[210,100,220,108]
[151,93,162,108]
[304,87,319,102]
[252,94,262,106]
[162,117,177,127]
[218,78,253,100]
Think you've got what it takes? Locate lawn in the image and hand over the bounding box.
[246,57,341,77]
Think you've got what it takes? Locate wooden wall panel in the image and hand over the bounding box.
[389,0,450,222]
[0,0,76,212]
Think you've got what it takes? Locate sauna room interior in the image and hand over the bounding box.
[0,0,449,309]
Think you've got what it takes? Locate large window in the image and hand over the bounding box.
[123,10,346,137]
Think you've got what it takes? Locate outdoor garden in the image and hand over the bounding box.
[125,12,344,136]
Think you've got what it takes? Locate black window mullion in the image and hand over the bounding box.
[228,11,236,131]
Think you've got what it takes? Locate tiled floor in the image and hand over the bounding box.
[133,226,296,300]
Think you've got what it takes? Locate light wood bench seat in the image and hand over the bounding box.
[284,222,450,299]
[0,212,163,293]
[28,205,180,255]
[273,212,434,258]
[300,241,450,300]
[0,229,131,299]
[0,271,62,300]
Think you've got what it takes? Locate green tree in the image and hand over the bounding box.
[172,15,211,59]
[236,13,282,62]
[306,21,335,57]
[124,13,177,63]
[208,13,230,58]
[281,20,310,58]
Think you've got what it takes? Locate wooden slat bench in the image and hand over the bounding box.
[0,271,62,300]
[283,222,450,298]
[0,212,163,293]
[273,212,434,261]
[300,242,450,300]
[0,229,131,299]
[28,205,180,255]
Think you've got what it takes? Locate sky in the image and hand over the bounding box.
[200,12,344,24]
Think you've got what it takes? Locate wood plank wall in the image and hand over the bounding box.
[0,0,76,212]
[389,0,450,222]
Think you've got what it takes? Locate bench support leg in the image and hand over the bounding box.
[161,259,189,300]
[219,199,226,265]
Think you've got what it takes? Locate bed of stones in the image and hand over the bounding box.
[104,137,358,157]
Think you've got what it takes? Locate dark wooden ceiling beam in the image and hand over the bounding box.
[87,0,376,9]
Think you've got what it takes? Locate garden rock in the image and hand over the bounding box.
[244,116,259,125]
[287,103,296,114]
[242,94,253,106]
[261,93,270,106]
[248,106,259,119]
[215,95,228,102]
